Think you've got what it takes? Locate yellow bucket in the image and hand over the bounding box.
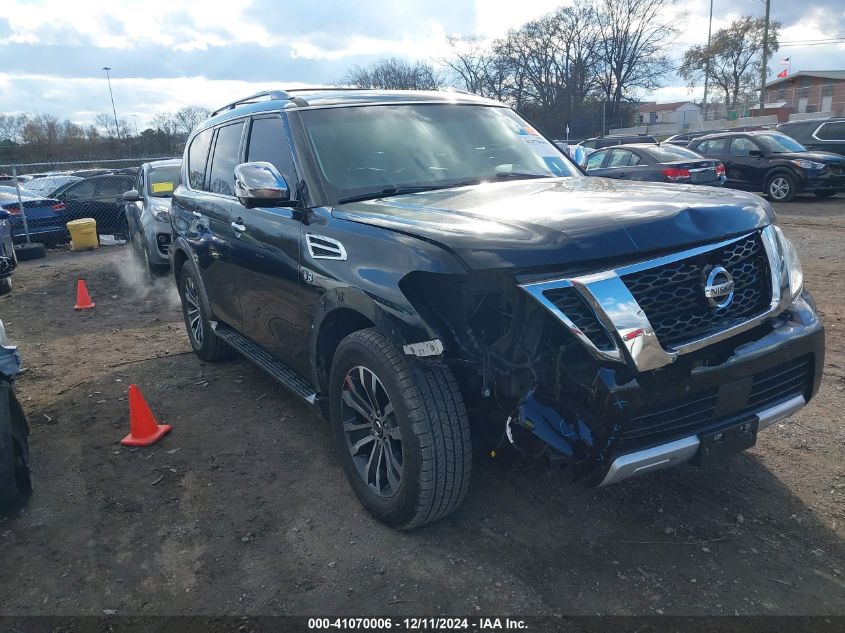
[67,218,99,251]
[67,218,100,251]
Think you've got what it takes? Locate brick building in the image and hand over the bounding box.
[763,70,845,119]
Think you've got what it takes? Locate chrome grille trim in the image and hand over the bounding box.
[520,226,790,372]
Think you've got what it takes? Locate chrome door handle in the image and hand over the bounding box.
[192,211,202,219]
[231,221,246,233]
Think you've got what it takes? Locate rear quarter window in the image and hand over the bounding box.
[188,128,214,190]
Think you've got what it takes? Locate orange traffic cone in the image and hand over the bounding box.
[120,385,172,446]
[74,279,95,310]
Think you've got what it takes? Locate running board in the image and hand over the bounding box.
[212,323,318,404]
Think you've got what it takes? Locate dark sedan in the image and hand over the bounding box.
[584,143,726,186]
[23,173,135,237]
[689,131,845,202]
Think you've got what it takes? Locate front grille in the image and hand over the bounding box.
[542,286,615,351]
[622,234,771,348]
[621,354,812,445]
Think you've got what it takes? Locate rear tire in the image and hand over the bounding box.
[329,328,472,529]
[177,266,235,362]
[13,243,46,261]
[815,190,837,199]
[766,172,797,202]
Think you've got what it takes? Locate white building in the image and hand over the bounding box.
[638,101,702,126]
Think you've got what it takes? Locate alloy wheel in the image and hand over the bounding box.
[769,177,791,201]
[340,365,403,497]
[184,276,203,346]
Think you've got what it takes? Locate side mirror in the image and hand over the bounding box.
[234,162,293,209]
[122,189,141,202]
[748,149,763,157]
[0,210,9,220]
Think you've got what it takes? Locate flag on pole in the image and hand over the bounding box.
[777,68,788,78]
[780,57,791,64]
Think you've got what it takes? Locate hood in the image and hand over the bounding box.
[773,151,845,163]
[149,197,172,216]
[332,177,774,271]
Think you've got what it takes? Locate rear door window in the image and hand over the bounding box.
[696,138,729,155]
[96,176,135,198]
[607,150,634,167]
[208,122,245,196]
[816,122,845,140]
[188,128,214,190]
[246,116,297,188]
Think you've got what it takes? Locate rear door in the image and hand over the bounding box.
[591,149,638,179]
[230,114,311,373]
[171,122,246,329]
[694,138,733,185]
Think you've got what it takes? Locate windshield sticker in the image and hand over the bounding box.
[151,182,174,193]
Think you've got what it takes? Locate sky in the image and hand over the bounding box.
[1,0,843,129]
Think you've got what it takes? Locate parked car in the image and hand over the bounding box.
[0,317,30,508]
[0,186,68,245]
[123,159,181,275]
[171,88,822,529]
[24,173,135,236]
[777,117,845,157]
[584,143,726,186]
[0,209,17,295]
[578,134,657,150]
[689,131,845,201]
[663,130,728,146]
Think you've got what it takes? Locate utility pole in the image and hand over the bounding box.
[102,66,121,140]
[760,0,772,113]
[702,0,714,126]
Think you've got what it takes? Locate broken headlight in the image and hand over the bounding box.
[774,225,803,301]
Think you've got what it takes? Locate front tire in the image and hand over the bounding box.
[329,328,472,529]
[0,278,11,296]
[177,266,235,362]
[766,172,797,202]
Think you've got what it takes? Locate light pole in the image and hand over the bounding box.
[760,0,772,113]
[102,66,121,139]
[702,0,714,126]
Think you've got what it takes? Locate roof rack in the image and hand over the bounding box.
[211,90,293,117]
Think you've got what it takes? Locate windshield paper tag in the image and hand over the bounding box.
[151,182,174,193]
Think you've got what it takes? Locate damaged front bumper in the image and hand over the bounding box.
[510,291,824,487]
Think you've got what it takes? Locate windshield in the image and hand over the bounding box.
[23,176,80,196]
[300,104,578,204]
[147,165,181,198]
[755,133,806,153]
[646,145,704,162]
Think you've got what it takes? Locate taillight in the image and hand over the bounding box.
[52,202,66,212]
[4,205,20,215]
[715,163,726,176]
[660,167,691,182]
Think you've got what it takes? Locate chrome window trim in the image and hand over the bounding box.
[520,226,788,372]
[812,122,845,142]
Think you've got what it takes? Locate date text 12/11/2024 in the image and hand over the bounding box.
[307,618,528,630]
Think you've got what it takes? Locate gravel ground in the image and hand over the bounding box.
[0,195,843,616]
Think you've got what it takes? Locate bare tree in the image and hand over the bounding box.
[0,114,27,142]
[680,16,780,109]
[442,36,506,98]
[341,57,441,90]
[594,0,680,124]
[173,106,211,136]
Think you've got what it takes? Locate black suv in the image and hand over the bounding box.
[171,89,824,529]
[778,117,845,157]
[689,131,845,201]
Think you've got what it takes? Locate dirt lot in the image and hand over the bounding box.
[1,195,843,616]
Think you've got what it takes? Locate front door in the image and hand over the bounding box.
[726,137,766,190]
[230,114,311,374]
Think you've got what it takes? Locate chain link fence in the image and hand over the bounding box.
[0,157,174,248]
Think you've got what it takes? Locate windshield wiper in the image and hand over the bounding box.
[337,174,552,204]
[337,181,484,204]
